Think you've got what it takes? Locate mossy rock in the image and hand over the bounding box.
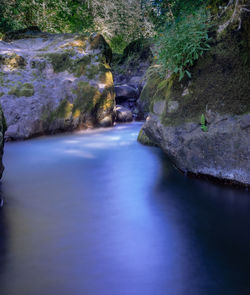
[122,38,153,62]
[43,52,106,79]
[43,99,73,124]
[89,33,112,64]
[2,26,41,42]
[0,54,26,68]
[72,81,100,114]
[141,19,250,127]
[137,129,158,146]
[74,55,92,77]
[8,83,34,97]
[44,52,75,73]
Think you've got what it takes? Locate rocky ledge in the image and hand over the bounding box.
[141,113,250,186]
[0,28,115,140]
[138,12,250,187]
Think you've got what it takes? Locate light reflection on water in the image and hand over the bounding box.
[0,122,250,295]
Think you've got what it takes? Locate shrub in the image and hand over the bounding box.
[153,7,211,81]
[109,35,128,54]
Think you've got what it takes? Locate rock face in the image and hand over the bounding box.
[142,113,250,186]
[115,85,138,103]
[0,29,115,140]
[115,105,133,122]
[139,13,250,187]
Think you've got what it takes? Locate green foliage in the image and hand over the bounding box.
[153,7,211,81]
[137,129,158,146]
[200,113,208,132]
[0,0,94,34]
[149,0,208,28]
[8,82,34,97]
[0,0,154,47]
[109,35,128,54]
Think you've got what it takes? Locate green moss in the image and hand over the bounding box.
[44,52,74,73]
[8,85,20,96]
[86,65,100,80]
[8,83,34,97]
[72,81,100,114]
[139,73,165,113]
[0,73,4,86]
[42,99,73,124]
[89,34,112,64]
[137,129,158,146]
[74,55,92,77]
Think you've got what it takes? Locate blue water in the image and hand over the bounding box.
[0,122,250,295]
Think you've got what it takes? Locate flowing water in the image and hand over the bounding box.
[0,122,250,295]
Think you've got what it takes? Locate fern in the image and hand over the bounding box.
[200,114,208,132]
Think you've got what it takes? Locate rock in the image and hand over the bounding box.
[2,26,41,42]
[153,100,166,115]
[5,124,19,139]
[111,38,153,119]
[181,88,189,96]
[115,85,138,100]
[99,116,113,127]
[137,128,157,146]
[139,15,250,186]
[142,113,250,187]
[115,105,133,122]
[167,101,179,114]
[0,30,115,140]
[240,114,250,130]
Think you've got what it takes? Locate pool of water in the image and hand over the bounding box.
[0,122,250,295]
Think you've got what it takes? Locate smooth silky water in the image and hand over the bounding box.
[0,122,249,295]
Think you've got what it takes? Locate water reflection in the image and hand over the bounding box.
[0,123,249,295]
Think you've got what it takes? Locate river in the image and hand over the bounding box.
[0,122,250,295]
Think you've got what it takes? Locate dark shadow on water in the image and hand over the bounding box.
[0,190,8,277]
[152,151,250,294]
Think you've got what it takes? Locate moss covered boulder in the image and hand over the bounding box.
[0,28,115,140]
[139,10,250,187]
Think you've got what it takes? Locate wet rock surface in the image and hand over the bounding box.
[0,29,115,140]
[141,113,250,187]
[115,105,133,122]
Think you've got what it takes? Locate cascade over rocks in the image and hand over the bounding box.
[0,28,115,140]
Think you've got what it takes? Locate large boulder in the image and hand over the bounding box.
[139,12,250,187]
[142,113,250,186]
[0,29,115,140]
